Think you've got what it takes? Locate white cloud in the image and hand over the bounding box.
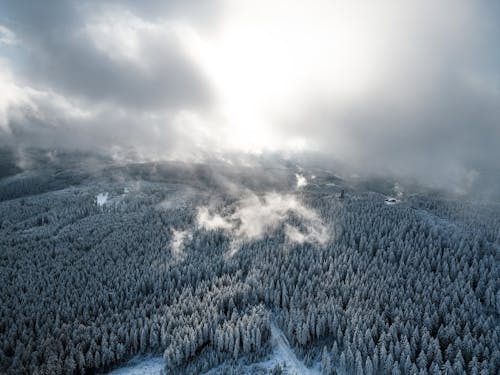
[0,25,18,45]
[196,192,329,256]
[170,229,192,258]
[285,223,329,246]
[82,6,182,70]
[394,182,404,198]
[196,206,233,231]
[1,0,499,193]
[0,60,33,132]
[295,174,307,189]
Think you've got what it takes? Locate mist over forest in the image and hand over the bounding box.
[1,0,499,374]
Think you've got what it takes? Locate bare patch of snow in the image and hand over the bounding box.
[108,324,319,375]
[266,323,320,375]
[202,323,320,375]
[96,192,109,206]
[105,356,163,375]
[384,197,401,205]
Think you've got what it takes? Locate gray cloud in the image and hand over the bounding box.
[1,0,211,109]
[284,75,500,189]
[270,0,500,190]
[0,0,216,160]
[0,0,499,194]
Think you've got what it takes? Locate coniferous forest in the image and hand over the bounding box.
[0,157,499,375]
[2,0,500,373]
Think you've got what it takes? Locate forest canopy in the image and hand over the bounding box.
[0,156,498,374]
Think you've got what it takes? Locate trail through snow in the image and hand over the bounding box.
[268,323,320,375]
[203,323,320,374]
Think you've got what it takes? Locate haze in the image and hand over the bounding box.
[0,0,499,192]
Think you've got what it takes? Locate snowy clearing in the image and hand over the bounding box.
[96,192,109,206]
[107,323,319,375]
[108,324,320,375]
[203,323,320,375]
[105,356,163,375]
[266,323,320,375]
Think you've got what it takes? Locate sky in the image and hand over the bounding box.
[0,0,499,190]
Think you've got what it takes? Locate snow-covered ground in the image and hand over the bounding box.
[203,323,320,375]
[105,356,163,375]
[105,324,319,375]
[265,323,320,375]
[384,197,401,205]
[96,192,109,206]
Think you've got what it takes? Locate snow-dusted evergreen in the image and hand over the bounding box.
[0,163,498,375]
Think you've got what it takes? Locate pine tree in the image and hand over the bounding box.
[355,350,363,375]
[332,341,339,363]
[322,346,332,375]
[365,357,373,375]
[338,352,346,375]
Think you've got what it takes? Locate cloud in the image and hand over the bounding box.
[0,0,498,193]
[295,174,307,189]
[0,25,17,46]
[157,187,205,210]
[0,0,215,159]
[196,192,329,256]
[170,229,192,258]
[1,1,211,109]
[285,223,329,247]
[196,206,233,231]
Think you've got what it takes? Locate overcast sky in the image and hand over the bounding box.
[0,0,499,189]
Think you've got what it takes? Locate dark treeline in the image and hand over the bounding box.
[0,171,498,374]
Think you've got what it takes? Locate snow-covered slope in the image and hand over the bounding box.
[267,323,320,375]
[109,323,320,375]
[202,323,320,375]
[105,357,163,375]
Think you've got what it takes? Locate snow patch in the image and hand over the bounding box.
[384,197,401,205]
[96,192,109,206]
[202,323,320,375]
[107,325,319,375]
[105,356,163,375]
[267,323,320,375]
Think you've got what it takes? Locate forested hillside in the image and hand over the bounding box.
[0,164,498,374]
